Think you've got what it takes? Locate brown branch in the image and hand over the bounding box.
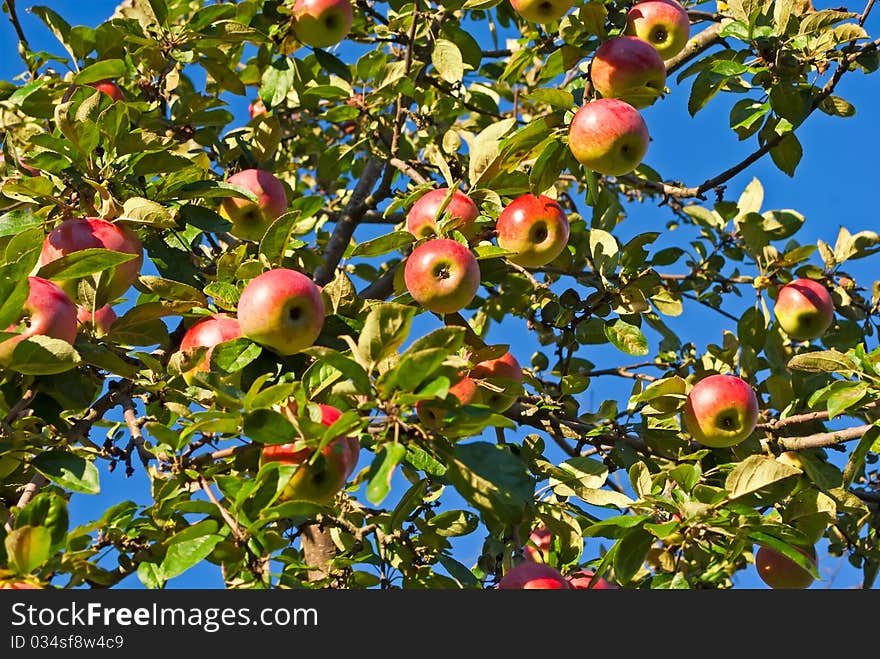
[4,0,32,73]
[359,264,399,300]
[121,394,152,470]
[665,22,725,75]
[3,474,48,533]
[313,156,385,286]
[67,380,135,450]
[775,424,873,451]
[389,157,429,185]
[3,387,36,428]
[199,476,246,543]
[757,400,880,431]
[860,0,876,25]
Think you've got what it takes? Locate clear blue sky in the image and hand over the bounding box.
[2,1,878,589]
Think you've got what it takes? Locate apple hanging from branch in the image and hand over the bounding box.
[589,35,667,109]
[0,276,78,366]
[495,193,570,268]
[404,238,481,314]
[625,0,692,61]
[220,169,289,241]
[773,278,835,341]
[681,373,759,448]
[292,0,354,49]
[568,98,650,176]
[406,188,480,239]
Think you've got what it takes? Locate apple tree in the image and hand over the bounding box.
[1,0,879,590]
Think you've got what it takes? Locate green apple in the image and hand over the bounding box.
[625,0,692,61]
[774,278,834,341]
[496,193,570,267]
[590,35,667,109]
[509,0,574,24]
[293,0,354,49]
[681,373,759,448]
[755,545,817,589]
[568,98,650,176]
[237,268,325,356]
[220,168,288,241]
[404,238,481,314]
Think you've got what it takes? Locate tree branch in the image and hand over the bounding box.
[3,474,48,533]
[199,476,246,543]
[775,424,873,451]
[665,22,726,76]
[757,401,880,431]
[4,0,33,73]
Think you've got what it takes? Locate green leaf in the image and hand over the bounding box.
[122,197,176,228]
[529,139,565,195]
[549,457,608,495]
[787,350,857,373]
[210,338,262,374]
[300,346,372,395]
[32,451,100,494]
[604,319,649,356]
[73,59,127,85]
[5,526,52,574]
[260,56,295,108]
[351,231,415,257]
[725,455,800,501]
[432,39,464,83]
[842,424,880,488]
[37,247,139,282]
[770,132,803,177]
[426,510,479,537]
[9,335,81,375]
[243,409,296,445]
[161,534,224,581]
[826,381,868,419]
[135,276,206,303]
[612,529,654,584]
[0,210,44,237]
[358,302,416,365]
[366,442,407,505]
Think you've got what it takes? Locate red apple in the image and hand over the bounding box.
[469,350,524,413]
[509,0,574,24]
[260,402,360,504]
[237,268,325,356]
[89,79,125,102]
[249,98,268,119]
[681,373,759,448]
[755,545,817,590]
[495,194,570,267]
[179,313,243,384]
[220,168,289,241]
[292,0,354,49]
[625,0,692,61]
[404,238,481,314]
[406,188,480,239]
[774,278,834,341]
[568,98,650,176]
[523,526,553,563]
[566,570,618,589]
[590,35,667,109]
[497,561,570,589]
[0,276,78,366]
[77,304,117,337]
[0,581,42,589]
[415,374,479,427]
[39,217,144,304]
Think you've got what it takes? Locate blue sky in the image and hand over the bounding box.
[2,1,879,589]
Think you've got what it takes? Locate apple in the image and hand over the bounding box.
[469,350,524,412]
[220,168,289,241]
[681,373,759,448]
[566,570,618,590]
[39,217,144,304]
[497,561,570,589]
[404,238,481,314]
[590,35,667,109]
[89,79,125,102]
[774,278,835,341]
[406,188,480,239]
[260,402,360,504]
[523,526,553,562]
[0,581,42,589]
[509,0,574,24]
[179,313,243,384]
[415,374,478,428]
[237,268,325,356]
[495,194,570,267]
[249,98,268,119]
[0,276,78,366]
[292,0,354,49]
[77,304,117,337]
[568,98,650,176]
[755,545,817,589]
[625,0,692,61]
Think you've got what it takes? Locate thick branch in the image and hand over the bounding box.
[3,474,48,533]
[758,401,880,431]
[665,22,725,75]
[775,424,873,451]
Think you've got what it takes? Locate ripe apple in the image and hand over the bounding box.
[292,0,354,49]
[497,561,570,589]
[404,238,481,314]
[179,313,243,384]
[523,526,553,562]
[415,374,478,428]
[495,194,570,267]
[77,304,117,337]
[248,98,268,119]
[237,268,325,356]
[39,217,144,304]
[568,98,650,176]
[0,276,78,366]
[590,35,667,109]
[406,188,480,239]
[566,570,618,589]
[681,373,759,448]
[260,402,360,504]
[89,79,125,102]
[220,168,289,241]
[509,0,574,24]
[755,545,817,589]
[0,581,42,589]
[625,0,692,61]
[469,350,524,413]
[774,278,835,341]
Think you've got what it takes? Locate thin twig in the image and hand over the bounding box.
[199,476,246,542]
[4,474,48,533]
